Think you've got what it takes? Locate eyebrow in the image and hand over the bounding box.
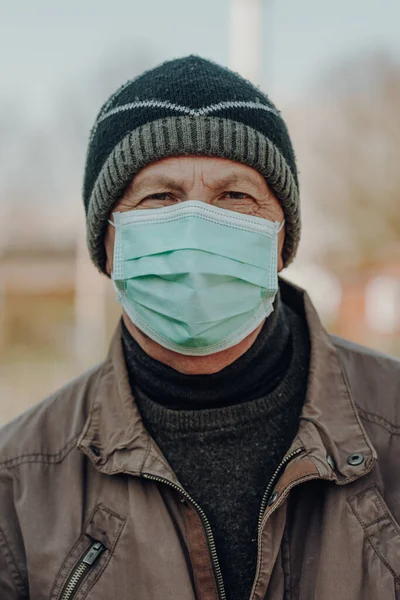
[207,173,265,192]
[130,171,267,196]
[129,175,186,196]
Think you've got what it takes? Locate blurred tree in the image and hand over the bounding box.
[56,46,156,180]
[307,51,400,271]
[0,46,156,249]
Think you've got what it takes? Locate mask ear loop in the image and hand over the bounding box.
[108,214,122,281]
[277,219,285,233]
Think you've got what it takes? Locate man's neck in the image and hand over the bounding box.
[121,294,293,410]
[121,314,266,375]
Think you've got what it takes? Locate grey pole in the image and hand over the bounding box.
[229,0,263,86]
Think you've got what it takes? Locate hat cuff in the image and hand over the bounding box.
[86,116,300,273]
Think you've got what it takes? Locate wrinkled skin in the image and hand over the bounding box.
[105,156,285,374]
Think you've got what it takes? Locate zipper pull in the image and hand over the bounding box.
[82,541,106,565]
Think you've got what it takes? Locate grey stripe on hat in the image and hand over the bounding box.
[86,116,300,273]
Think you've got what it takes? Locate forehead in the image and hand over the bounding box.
[132,155,268,189]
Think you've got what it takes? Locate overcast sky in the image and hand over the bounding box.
[1,0,400,123]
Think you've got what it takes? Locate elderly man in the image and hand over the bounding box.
[0,56,399,600]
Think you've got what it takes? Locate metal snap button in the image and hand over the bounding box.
[90,444,101,457]
[347,453,365,466]
[268,491,279,506]
[327,455,336,470]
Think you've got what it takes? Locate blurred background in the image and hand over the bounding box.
[1,0,399,424]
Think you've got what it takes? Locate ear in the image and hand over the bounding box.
[106,255,112,277]
[277,227,285,272]
[104,223,115,276]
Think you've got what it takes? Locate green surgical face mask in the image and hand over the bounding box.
[110,201,284,356]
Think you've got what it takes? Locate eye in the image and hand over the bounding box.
[142,192,170,201]
[224,191,252,200]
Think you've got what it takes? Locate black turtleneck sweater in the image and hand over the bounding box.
[122,295,310,600]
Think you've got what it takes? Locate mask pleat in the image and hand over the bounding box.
[122,249,271,288]
[120,213,274,270]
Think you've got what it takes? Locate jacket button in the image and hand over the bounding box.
[327,455,336,470]
[268,491,279,506]
[347,453,365,466]
[90,444,101,457]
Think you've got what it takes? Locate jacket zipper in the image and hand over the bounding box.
[59,541,106,600]
[143,449,304,600]
[257,447,305,532]
[249,447,306,600]
[142,473,226,600]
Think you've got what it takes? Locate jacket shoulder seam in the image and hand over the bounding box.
[332,334,400,365]
[356,405,400,436]
[0,524,28,594]
[0,435,79,471]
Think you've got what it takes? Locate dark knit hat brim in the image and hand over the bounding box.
[87,116,300,273]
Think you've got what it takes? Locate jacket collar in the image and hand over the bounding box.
[78,321,181,484]
[279,279,376,483]
[78,279,377,486]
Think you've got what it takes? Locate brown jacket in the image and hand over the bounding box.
[1,281,400,600]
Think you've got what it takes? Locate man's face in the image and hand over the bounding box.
[105,155,285,274]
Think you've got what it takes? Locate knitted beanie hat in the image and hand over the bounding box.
[83,55,300,273]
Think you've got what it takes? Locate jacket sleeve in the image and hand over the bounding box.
[0,531,27,599]
[0,464,28,600]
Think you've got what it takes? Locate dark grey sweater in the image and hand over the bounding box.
[122,297,310,600]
